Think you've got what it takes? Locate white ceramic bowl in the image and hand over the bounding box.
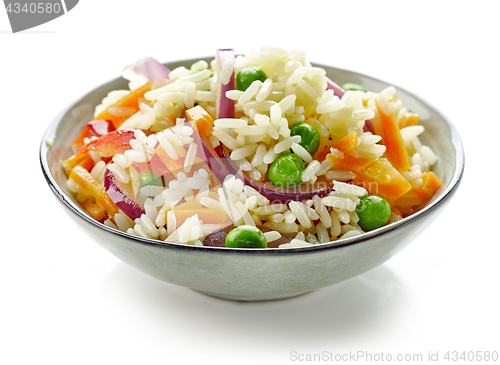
[40,59,464,301]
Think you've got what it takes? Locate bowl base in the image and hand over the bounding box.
[192,289,314,302]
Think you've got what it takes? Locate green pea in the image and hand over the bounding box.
[139,171,163,188]
[236,67,267,91]
[289,122,320,155]
[268,153,305,187]
[341,83,366,92]
[225,225,267,248]
[355,195,391,231]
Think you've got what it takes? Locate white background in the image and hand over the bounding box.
[1,1,499,364]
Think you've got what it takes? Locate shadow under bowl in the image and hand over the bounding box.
[40,59,464,301]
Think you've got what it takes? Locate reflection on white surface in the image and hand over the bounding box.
[102,262,415,352]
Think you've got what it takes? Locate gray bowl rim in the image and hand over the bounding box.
[40,58,465,256]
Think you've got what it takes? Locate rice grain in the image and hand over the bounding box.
[230,143,258,161]
[292,143,313,163]
[274,135,301,153]
[184,142,198,172]
[214,118,248,129]
[289,201,311,228]
[313,195,331,228]
[264,231,281,242]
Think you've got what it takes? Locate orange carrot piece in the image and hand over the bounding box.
[369,106,384,137]
[63,153,95,174]
[167,208,232,228]
[82,200,106,221]
[357,158,412,201]
[317,144,334,161]
[155,144,186,178]
[327,151,411,201]
[326,150,374,171]
[94,82,152,129]
[377,103,410,172]
[413,171,442,201]
[72,125,96,148]
[398,112,420,129]
[393,191,423,207]
[70,166,119,217]
[333,130,358,154]
[186,105,214,138]
[317,131,359,161]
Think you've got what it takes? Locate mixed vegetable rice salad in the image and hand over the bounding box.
[62,47,442,248]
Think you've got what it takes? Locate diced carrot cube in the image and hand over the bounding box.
[317,130,359,161]
[186,105,214,138]
[327,151,411,201]
[398,112,420,129]
[326,150,374,171]
[333,130,358,154]
[356,158,412,201]
[82,200,106,221]
[413,171,442,201]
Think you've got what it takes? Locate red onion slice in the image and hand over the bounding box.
[123,57,171,84]
[325,76,345,98]
[190,129,232,187]
[363,119,375,134]
[203,224,235,247]
[104,169,145,220]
